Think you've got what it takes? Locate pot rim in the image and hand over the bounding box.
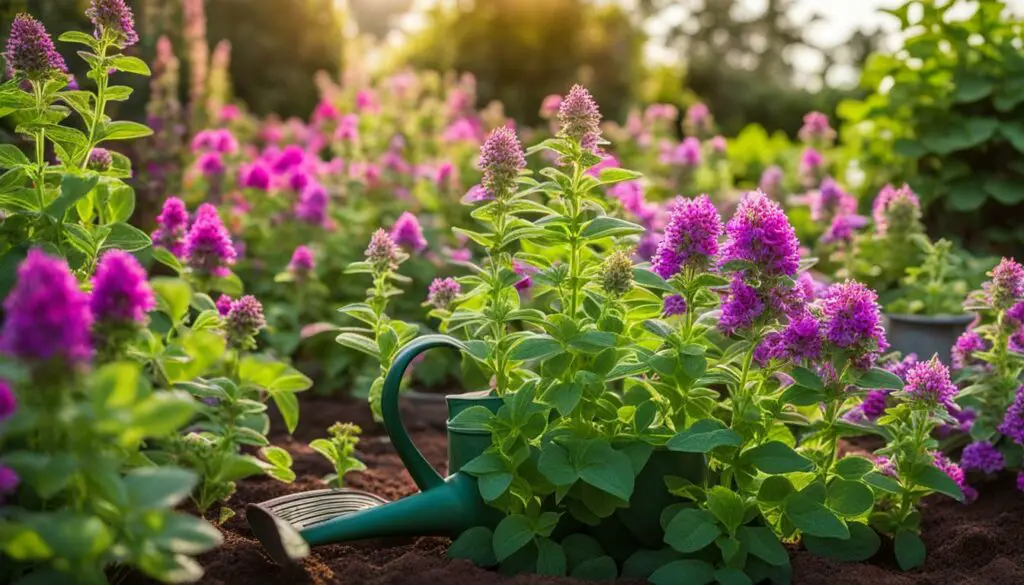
[885,311,974,325]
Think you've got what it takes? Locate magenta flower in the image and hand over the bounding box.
[984,257,1024,310]
[609,181,655,225]
[0,466,18,498]
[295,183,328,226]
[673,137,703,167]
[225,295,265,350]
[933,452,975,502]
[435,162,455,188]
[196,151,225,176]
[797,111,835,144]
[539,94,562,119]
[887,353,919,380]
[184,204,237,277]
[720,190,800,278]
[810,178,856,223]
[152,197,189,257]
[334,114,359,142]
[513,260,536,292]
[759,166,784,199]
[272,145,305,174]
[479,126,526,199]
[288,245,315,277]
[685,103,711,135]
[662,294,688,317]
[904,356,958,413]
[753,333,784,366]
[0,381,15,421]
[191,129,238,154]
[87,148,113,172]
[999,385,1024,446]
[427,277,461,310]
[90,250,155,324]
[819,281,888,366]
[86,0,138,46]
[557,84,602,152]
[355,89,378,112]
[872,184,921,237]
[4,14,67,79]
[651,195,723,279]
[390,212,427,252]
[239,161,271,191]
[799,148,823,184]
[709,136,727,154]
[860,390,890,420]
[366,229,399,272]
[952,330,987,370]
[0,250,92,366]
[1017,473,1024,493]
[644,103,678,125]
[442,118,481,143]
[960,441,1004,474]
[719,275,765,336]
[821,214,867,245]
[782,312,823,362]
[216,294,233,316]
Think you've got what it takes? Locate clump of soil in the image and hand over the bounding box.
[124,396,1024,585]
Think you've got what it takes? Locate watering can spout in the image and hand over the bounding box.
[248,335,502,565]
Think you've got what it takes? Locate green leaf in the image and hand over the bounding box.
[48,173,98,218]
[272,391,300,434]
[738,526,787,566]
[596,167,642,185]
[780,384,826,407]
[124,467,197,509]
[953,73,994,103]
[568,330,617,351]
[101,222,151,251]
[535,538,567,576]
[448,405,494,432]
[667,419,742,453]
[151,277,193,323]
[130,391,196,438]
[29,512,112,561]
[715,567,753,585]
[153,514,223,555]
[509,334,563,361]
[826,479,874,517]
[217,454,266,482]
[478,472,513,501]
[804,522,880,562]
[648,559,715,585]
[104,85,134,102]
[791,366,824,391]
[783,491,849,539]
[0,144,29,167]
[569,555,617,581]
[910,464,964,501]
[632,267,674,292]
[58,31,96,46]
[99,121,153,142]
[863,471,902,494]
[0,525,53,560]
[946,180,986,212]
[744,441,814,474]
[757,476,794,505]
[1,452,77,499]
[983,178,1024,205]
[576,439,635,500]
[492,515,534,562]
[104,182,135,223]
[538,443,579,486]
[152,247,183,273]
[109,55,152,76]
[854,367,904,390]
[834,456,875,480]
[706,487,745,534]
[261,446,292,469]
[335,332,380,359]
[894,531,926,571]
[547,381,582,417]
[581,216,645,239]
[449,526,497,567]
[663,509,721,553]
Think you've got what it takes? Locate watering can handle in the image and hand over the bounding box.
[381,334,464,492]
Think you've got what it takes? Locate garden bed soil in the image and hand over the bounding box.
[128,396,1024,585]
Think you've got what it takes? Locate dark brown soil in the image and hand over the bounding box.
[127,395,1024,585]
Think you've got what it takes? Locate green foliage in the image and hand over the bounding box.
[886,237,971,315]
[840,0,1024,252]
[310,422,367,488]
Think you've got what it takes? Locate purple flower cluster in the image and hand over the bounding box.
[216,294,233,316]
[86,0,138,46]
[781,312,823,362]
[152,197,189,257]
[820,214,866,246]
[952,330,987,370]
[810,178,856,223]
[984,257,1024,310]
[390,212,427,253]
[540,94,562,119]
[759,166,784,199]
[663,294,688,317]
[87,148,113,172]
[685,103,712,136]
[295,184,328,226]
[719,276,765,336]
[513,260,536,292]
[719,190,800,278]
[0,381,16,421]
[933,451,976,502]
[999,385,1024,446]
[196,152,225,176]
[239,161,271,191]
[427,277,461,310]
[609,181,655,225]
[4,14,67,79]
[479,126,526,199]
[859,390,890,420]
[0,466,18,500]
[661,137,702,167]
[797,112,836,144]
[872,184,921,237]
[557,85,602,152]
[819,281,888,366]
[960,441,1004,474]
[184,204,237,277]
[225,295,265,350]
[798,148,823,185]
[191,128,238,154]
[90,250,155,324]
[904,356,958,413]
[288,245,315,278]
[366,229,399,273]
[0,250,92,366]
[651,195,723,279]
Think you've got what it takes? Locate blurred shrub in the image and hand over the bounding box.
[840,0,1024,254]
[396,0,644,125]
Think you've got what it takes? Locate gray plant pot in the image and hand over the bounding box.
[884,312,974,364]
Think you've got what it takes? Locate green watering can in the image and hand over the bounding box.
[248,335,705,566]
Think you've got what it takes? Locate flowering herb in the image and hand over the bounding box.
[310,422,367,488]
[887,237,969,316]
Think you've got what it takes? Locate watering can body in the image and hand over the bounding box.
[247,335,503,564]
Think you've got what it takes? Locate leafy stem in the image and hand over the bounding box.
[82,38,112,168]
[566,157,584,317]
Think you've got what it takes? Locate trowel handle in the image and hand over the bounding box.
[381,334,464,492]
